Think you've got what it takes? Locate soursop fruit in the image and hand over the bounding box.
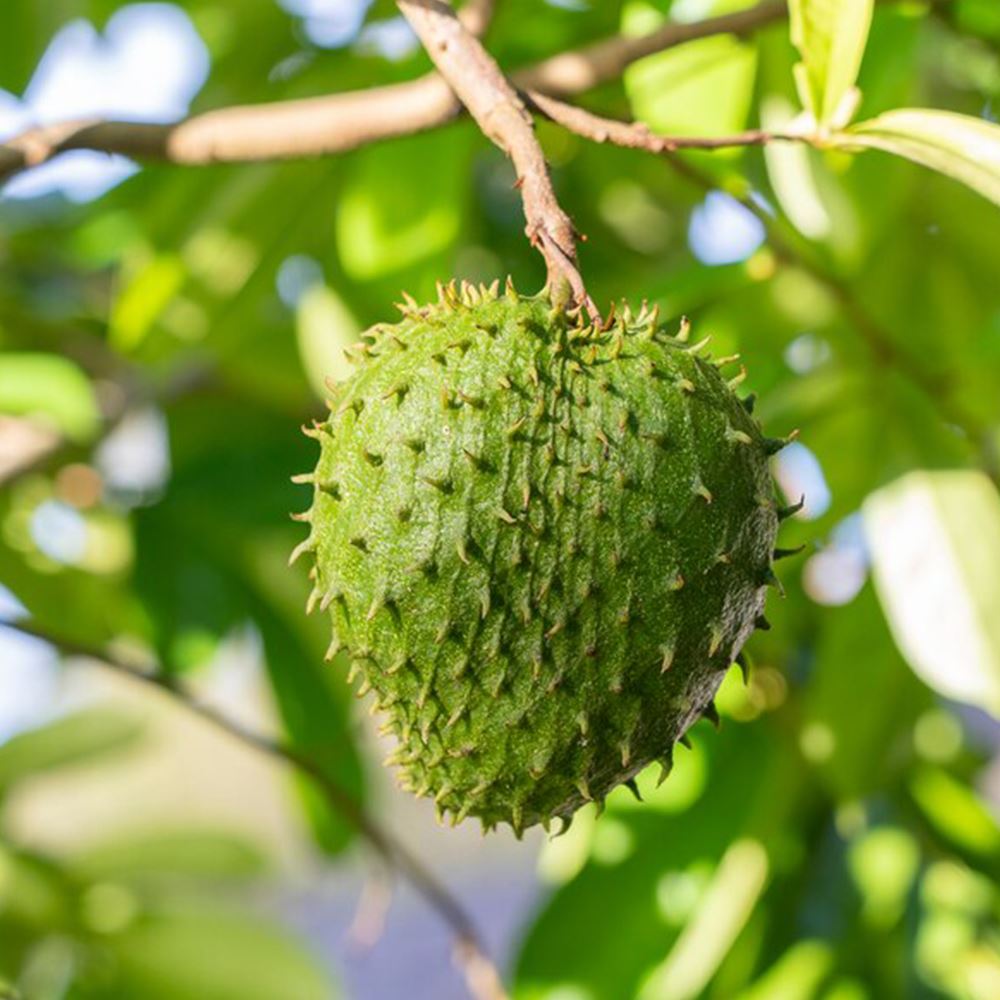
[292,280,792,835]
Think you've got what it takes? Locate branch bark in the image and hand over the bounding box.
[4,618,508,1000]
[526,91,803,153]
[0,82,459,179]
[0,1,788,184]
[398,0,594,312]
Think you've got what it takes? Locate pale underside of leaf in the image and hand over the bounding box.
[864,470,1000,716]
[837,108,1000,206]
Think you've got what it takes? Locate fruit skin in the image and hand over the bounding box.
[293,280,784,835]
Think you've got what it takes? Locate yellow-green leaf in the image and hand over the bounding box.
[624,1,757,139]
[638,839,769,1000]
[110,252,186,352]
[790,0,874,124]
[0,353,100,442]
[910,767,1000,857]
[295,284,361,399]
[837,108,1000,205]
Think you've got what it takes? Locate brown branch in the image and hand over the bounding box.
[0,82,459,179]
[0,0,503,182]
[398,0,596,315]
[0,1,788,184]
[4,618,508,1000]
[526,91,804,153]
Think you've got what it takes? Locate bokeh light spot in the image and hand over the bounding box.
[688,192,765,265]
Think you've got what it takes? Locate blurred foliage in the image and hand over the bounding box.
[1,0,1000,997]
[0,708,334,998]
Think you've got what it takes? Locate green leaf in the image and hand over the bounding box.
[624,3,757,139]
[72,828,268,884]
[335,130,470,281]
[736,939,834,1000]
[0,539,144,648]
[133,395,365,855]
[838,109,1000,206]
[243,541,365,857]
[863,470,1000,716]
[637,838,770,1000]
[295,284,361,401]
[762,96,834,241]
[0,709,145,792]
[0,5,60,93]
[789,0,873,125]
[847,826,920,928]
[515,726,805,999]
[0,842,73,932]
[111,908,337,1000]
[957,0,1000,40]
[110,252,187,353]
[802,586,927,798]
[0,353,100,442]
[910,767,1000,858]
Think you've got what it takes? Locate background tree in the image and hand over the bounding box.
[1,0,1000,998]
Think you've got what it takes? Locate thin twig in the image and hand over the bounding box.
[0,1,788,184]
[3,618,508,1000]
[398,0,597,316]
[526,91,806,153]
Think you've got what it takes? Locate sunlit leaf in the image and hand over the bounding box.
[789,0,874,124]
[335,130,470,281]
[847,826,920,928]
[762,96,833,241]
[638,839,769,1000]
[910,767,1000,857]
[864,470,1000,715]
[110,253,187,353]
[0,354,100,442]
[295,284,361,399]
[837,109,1000,206]
[736,939,834,1000]
[624,3,758,139]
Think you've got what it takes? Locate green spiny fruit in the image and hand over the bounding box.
[292,280,792,836]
